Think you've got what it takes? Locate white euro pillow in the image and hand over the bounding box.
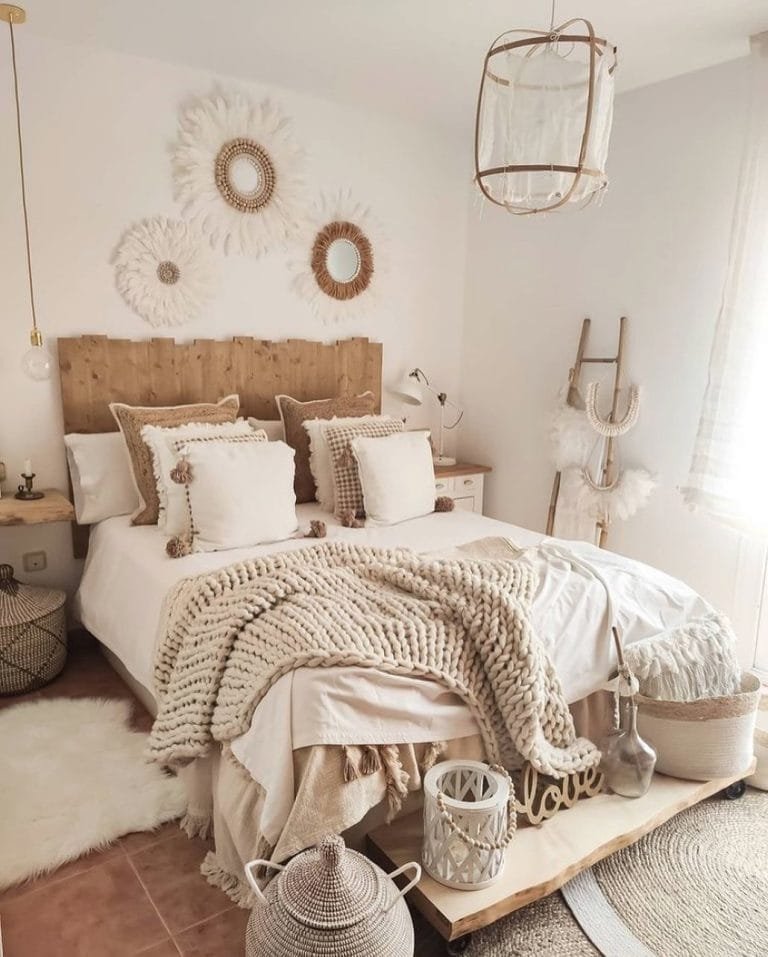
[352,430,435,525]
[64,432,138,524]
[141,420,255,534]
[181,439,298,552]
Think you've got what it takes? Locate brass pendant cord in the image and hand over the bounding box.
[7,17,39,340]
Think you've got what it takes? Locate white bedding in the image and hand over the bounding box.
[76,505,716,848]
[75,503,714,722]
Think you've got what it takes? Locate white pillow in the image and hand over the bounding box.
[352,431,435,525]
[64,432,138,524]
[248,418,285,442]
[180,439,298,552]
[141,420,255,534]
[304,415,398,511]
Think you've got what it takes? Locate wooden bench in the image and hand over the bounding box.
[367,766,754,955]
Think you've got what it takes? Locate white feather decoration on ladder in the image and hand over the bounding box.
[572,467,657,524]
[550,403,595,470]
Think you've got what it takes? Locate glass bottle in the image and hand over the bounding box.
[601,696,657,798]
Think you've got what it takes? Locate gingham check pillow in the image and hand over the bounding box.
[325,418,403,518]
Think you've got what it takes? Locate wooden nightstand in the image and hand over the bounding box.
[434,464,491,515]
[0,489,74,526]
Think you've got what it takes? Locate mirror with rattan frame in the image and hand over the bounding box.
[310,220,373,301]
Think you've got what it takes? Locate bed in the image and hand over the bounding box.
[60,334,736,904]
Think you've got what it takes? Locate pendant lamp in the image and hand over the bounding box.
[474,6,618,215]
[2,5,51,380]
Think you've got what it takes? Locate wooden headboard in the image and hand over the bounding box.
[58,335,383,555]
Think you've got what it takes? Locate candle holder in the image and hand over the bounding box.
[15,473,44,501]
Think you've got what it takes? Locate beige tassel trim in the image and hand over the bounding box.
[342,745,360,782]
[380,744,410,821]
[339,509,366,528]
[179,810,211,840]
[421,740,446,773]
[361,745,382,775]
[200,851,255,908]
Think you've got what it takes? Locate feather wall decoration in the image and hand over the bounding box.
[572,467,657,524]
[550,403,595,470]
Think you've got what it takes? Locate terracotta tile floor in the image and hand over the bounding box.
[0,634,444,957]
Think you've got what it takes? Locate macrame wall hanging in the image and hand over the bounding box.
[547,316,656,546]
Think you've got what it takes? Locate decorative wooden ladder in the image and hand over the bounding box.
[546,316,628,547]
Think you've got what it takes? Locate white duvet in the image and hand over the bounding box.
[76,505,717,846]
[76,504,714,739]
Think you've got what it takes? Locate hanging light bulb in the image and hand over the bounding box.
[22,330,52,381]
[2,4,51,380]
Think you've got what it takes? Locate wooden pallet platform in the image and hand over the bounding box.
[367,765,756,944]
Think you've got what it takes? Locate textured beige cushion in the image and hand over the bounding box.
[276,392,377,504]
[325,418,403,518]
[110,395,239,525]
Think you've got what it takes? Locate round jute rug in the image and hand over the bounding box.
[416,789,768,956]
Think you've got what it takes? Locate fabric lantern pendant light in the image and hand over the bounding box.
[2,5,51,381]
[474,5,617,215]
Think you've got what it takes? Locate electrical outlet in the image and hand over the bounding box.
[23,551,47,573]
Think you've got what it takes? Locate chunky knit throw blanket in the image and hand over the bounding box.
[148,542,599,777]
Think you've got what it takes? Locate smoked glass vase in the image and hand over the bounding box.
[601,698,657,798]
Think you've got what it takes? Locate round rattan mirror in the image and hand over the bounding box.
[311,220,373,302]
[214,138,275,213]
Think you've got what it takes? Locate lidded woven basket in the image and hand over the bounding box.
[244,834,420,956]
[0,564,66,696]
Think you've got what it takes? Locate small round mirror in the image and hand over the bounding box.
[227,154,262,198]
[214,139,275,212]
[326,238,361,284]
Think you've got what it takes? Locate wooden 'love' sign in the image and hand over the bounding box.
[513,764,604,827]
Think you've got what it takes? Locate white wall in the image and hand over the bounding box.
[459,56,765,664]
[0,34,468,594]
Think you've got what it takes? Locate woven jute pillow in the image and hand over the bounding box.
[110,394,240,525]
[325,418,403,518]
[276,392,377,504]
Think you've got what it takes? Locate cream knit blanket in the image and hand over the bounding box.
[148,542,599,777]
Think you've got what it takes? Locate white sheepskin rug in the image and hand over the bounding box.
[0,697,186,890]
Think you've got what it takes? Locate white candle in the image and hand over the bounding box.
[23,459,32,476]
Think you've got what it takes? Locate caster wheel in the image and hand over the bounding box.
[721,780,747,800]
[446,934,472,955]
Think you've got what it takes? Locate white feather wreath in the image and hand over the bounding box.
[290,190,387,323]
[112,217,217,327]
[172,91,306,256]
[550,403,595,470]
[572,467,657,523]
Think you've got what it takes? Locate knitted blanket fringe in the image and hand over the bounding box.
[624,614,742,701]
[148,542,599,778]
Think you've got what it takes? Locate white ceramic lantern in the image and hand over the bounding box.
[475,18,618,215]
[422,760,516,890]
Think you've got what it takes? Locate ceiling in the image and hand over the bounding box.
[22,1,768,135]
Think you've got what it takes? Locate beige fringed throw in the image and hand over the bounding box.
[148,542,599,778]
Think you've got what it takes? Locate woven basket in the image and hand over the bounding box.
[746,690,768,791]
[636,673,760,781]
[244,834,420,956]
[0,564,67,696]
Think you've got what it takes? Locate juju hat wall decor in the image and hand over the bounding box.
[291,190,386,323]
[112,216,217,327]
[172,91,306,256]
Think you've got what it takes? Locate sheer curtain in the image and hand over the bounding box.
[683,33,768,532]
